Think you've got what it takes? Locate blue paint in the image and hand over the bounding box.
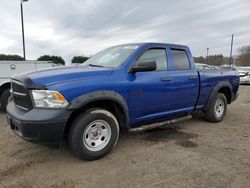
[24,42,239,127]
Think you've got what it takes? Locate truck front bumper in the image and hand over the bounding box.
[7,101,72,144]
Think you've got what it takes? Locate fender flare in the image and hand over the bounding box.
[204,81,233,111]
[68,90,129,125]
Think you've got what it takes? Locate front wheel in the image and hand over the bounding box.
[204,93,227,123]
[69,108,119,160]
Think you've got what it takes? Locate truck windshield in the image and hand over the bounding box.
[83,45,139,68]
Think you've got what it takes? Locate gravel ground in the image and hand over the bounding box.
[0,86,250,188]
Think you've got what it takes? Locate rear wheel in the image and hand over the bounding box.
[0,89,11,112]
[68,108,119,160]
[204,93,227,123]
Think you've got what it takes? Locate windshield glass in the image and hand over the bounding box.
[83,45,139,68]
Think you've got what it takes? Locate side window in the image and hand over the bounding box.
[137,49,167,71]
[170,49,190,70]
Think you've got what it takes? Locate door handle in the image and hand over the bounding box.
[188,75,198,80]
[161,77,172,82]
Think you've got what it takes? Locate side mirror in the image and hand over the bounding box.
[129,60,156,73]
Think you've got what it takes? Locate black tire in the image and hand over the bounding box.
[68,108,120,160]
[0,88,11,112]
[204,93,227,123]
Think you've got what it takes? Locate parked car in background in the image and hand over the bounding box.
[196,63,222,71]
[211,65,221,70]
[195,63,214,70]
[0,61,57,111]
[238,67,250,84]
[220,64,237,71]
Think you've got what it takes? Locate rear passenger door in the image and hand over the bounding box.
[165,46,199,113]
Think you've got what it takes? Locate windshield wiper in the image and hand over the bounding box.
[88,64,104,67]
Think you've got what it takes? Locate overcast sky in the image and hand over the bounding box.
[0,0,250,64]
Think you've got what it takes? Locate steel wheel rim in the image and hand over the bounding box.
[214,98,224,118]
[83,120,111,152]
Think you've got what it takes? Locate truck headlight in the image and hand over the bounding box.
[32,90,69,108]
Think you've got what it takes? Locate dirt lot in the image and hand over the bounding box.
[0,86,250,188]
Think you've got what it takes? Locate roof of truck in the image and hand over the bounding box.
[116,42,189,49]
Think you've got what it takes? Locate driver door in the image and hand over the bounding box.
[128,48,169,124]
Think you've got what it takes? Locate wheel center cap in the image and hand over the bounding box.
[92,132,98,137]
[91,128,101,139]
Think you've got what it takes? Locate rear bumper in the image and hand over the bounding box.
[7,102,71,144]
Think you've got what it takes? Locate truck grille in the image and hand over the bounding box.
[11,80,33,111]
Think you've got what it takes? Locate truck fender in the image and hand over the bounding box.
[68,90,129,125]
[204,81,233,111]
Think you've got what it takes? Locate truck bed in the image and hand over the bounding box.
[196,69,239,110]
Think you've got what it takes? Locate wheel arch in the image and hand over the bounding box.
[65,91,129,136]
[204,81,233,111]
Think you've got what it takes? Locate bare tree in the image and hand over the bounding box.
[238,46,250,66]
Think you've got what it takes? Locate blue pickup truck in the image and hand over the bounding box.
[7,43,239,160]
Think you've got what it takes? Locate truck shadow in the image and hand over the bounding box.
[123,123,199,148]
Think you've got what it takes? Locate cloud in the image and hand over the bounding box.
[0,0,250,64]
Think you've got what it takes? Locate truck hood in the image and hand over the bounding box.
[20,66,113,86]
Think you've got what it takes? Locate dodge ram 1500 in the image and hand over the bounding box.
[7,43,239,160]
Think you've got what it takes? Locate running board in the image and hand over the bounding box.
[129,115,192,132]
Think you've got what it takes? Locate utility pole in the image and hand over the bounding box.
[206,48,209,64]
[20,0,28,60]
[229,34,234,67]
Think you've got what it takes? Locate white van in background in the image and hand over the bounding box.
[0,61,58,111]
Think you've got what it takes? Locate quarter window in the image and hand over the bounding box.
[171,49,190,70]
[137,49,167,71]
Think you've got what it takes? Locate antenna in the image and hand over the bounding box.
[229,34,234,67]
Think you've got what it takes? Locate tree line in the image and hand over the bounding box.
[194,45,250,66]
[1,45,250,66]
[238,46,250,66]
[0,54,89,65]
